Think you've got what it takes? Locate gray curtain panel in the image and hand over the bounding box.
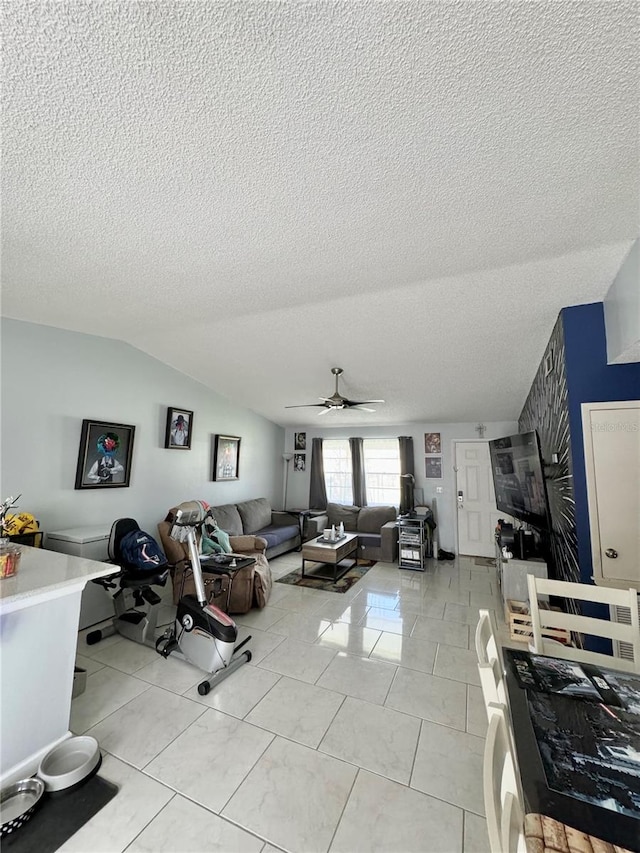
[349,437,367,507]
[309,437,328,509]
[398,435,415,514]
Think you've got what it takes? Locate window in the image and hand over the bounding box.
[323,439,352,504]
[363,438,400,506]
[323,437,401,507]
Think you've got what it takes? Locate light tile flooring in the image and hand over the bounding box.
[66,552,512,853]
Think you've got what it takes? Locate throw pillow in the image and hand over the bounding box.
[327,502,360,531]
[358,506,397,533]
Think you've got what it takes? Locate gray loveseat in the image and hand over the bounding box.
[210,498,322,559]
[311,503,398,563]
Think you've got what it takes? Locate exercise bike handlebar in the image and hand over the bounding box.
[168,500,212,606]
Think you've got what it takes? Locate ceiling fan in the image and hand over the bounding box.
[285,367,384,415]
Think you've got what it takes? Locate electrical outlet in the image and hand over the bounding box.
[436,486,444,494]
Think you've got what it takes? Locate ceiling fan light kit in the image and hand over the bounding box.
[285,367,384,414]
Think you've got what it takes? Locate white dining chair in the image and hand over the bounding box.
[483,702,526,853]
[476,609,508,716]
[478,657,508,713]
[476,608,500,665]
[526,575,640,673]
[502,792,527,853]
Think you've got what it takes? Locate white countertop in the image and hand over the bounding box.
[0,545,119,614]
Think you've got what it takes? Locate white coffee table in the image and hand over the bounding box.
[300,532,359,582]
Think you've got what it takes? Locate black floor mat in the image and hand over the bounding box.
[4,774,119,853]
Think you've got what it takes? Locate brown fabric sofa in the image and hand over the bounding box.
[311,503,398,562]
[157,505,272,614]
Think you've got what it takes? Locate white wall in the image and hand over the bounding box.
[1,319,284,536]
[1,318,517,554]
[604,239,640,364]
[284,421,518,553]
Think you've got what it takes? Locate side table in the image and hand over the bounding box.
[186,555,256,613]
[285,509,322,550]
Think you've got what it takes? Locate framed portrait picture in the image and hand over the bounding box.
[294,432,306,451]
[165,406,193,450]
[424,432,441,454]
[294,453,306,472]
[213,435,241,481]
[425,457,442,479]
[75,419,135,489]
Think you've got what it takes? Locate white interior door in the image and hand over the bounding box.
[455,441,505,558]
[582,402,640,589]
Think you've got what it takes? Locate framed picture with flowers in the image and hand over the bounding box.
[75,419,135,489]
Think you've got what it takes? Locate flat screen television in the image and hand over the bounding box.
[488,430,550,530]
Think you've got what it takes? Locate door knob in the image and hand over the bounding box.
[605,548,618,559]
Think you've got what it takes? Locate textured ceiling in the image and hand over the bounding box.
[2,1,638,426]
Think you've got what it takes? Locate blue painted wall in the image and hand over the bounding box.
[562,302,640,584]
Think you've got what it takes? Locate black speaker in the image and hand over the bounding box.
[513,529,526,560]
[498,522,515,549]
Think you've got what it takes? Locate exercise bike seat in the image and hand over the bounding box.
[119,566,169,587]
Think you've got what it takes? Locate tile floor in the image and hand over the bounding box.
[66,551,512,853]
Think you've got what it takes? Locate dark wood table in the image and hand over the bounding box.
[502,648,640,851]
[195,555,256,611]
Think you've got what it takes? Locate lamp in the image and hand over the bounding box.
[282,452,294,510]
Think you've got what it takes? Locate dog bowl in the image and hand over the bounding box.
[37,736,101,792]
[0,777,45,837]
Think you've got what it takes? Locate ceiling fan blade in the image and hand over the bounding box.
[284,403,328,409]
[347,400,385,405]
[350,406,376,412]
[317,406,333,416]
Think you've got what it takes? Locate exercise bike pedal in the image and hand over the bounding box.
[155,634,179,658]
[86,628,102,646]
[141,587,162,606]
[119,611,146,625]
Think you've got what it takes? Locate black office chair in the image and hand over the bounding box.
[86,518,170,648]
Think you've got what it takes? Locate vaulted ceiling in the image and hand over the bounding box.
[2,1,637,426]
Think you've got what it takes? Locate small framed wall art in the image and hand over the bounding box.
[425,457,442,479]
[165,407,193,450]
[294,432,306,451]
[213,435,241,481]
[75,419,136,489]
[294,453,306,472]
[424,432,441,454]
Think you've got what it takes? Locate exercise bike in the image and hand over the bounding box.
[155,500,252,695]
[86,517,170,648]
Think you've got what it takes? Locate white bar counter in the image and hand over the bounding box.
[0,545,118,785]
